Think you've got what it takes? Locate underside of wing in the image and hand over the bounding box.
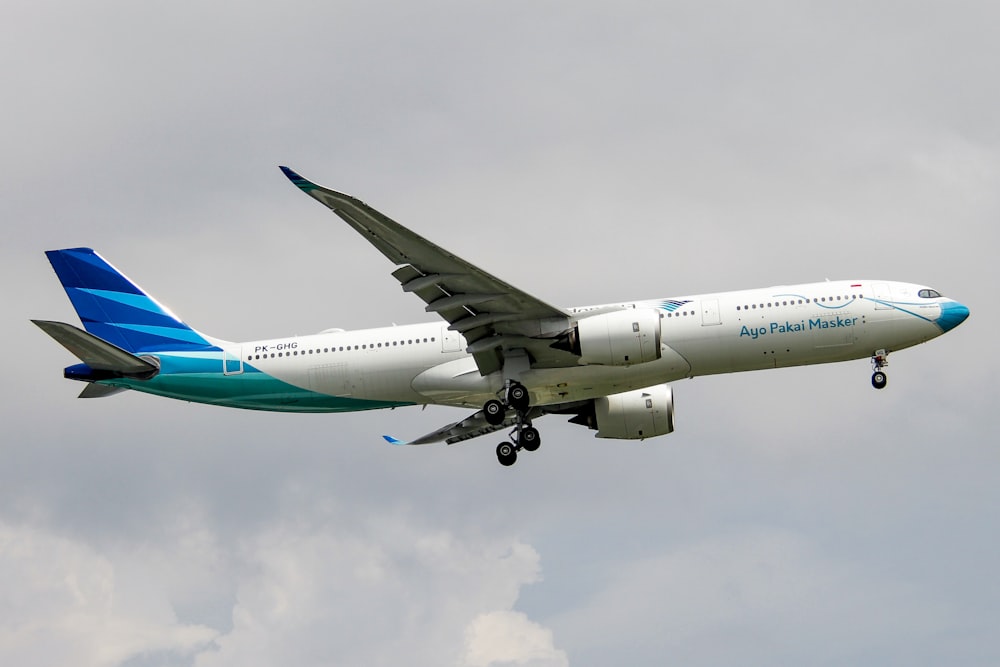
[384,406,544,445]
[280,167,575,375]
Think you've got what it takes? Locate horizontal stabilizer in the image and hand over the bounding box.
[78,383,130,399]
[32,320,159,376]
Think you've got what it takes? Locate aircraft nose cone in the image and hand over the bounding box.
[938,300,970,332]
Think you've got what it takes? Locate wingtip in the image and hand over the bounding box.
[279,165,317,192]
[382,435,408,446]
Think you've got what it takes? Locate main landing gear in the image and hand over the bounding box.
[871,350,889,389]
[486,382,539,467]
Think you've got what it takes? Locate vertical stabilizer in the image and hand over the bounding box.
[44,248,216,353]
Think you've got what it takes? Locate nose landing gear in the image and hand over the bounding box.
[871,350,889,389]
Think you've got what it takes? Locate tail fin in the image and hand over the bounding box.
[44,248,216,353]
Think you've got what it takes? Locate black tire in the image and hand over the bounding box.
[484,399,506,425]
[507,383,530,411]
[496,441,517,466]
[520,427,540,452]
[872,371,887,389]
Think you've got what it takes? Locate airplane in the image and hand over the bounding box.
[33,167,971,466]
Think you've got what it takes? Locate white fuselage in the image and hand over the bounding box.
[224,279,955,410]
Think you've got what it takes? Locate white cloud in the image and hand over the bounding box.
[194,511,561,667]
[0,508,566,667]
[461,610,568,667]
[0,521,216,666]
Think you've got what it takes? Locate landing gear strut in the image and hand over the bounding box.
[486,382,541,466]
[871,350,889,389]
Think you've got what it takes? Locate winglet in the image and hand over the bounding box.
[382,435,408,446]
[279,166,318,193]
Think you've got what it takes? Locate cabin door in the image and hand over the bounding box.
[871,283,894,310]
[223,348,244,375]
[701,299,722,326]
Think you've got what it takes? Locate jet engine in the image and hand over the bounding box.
[569,384,675,440]
[566,308,662,366]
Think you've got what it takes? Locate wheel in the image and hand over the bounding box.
[484,399,506,425]
[872,371,887,389]
[507,383,530,411]
[496,441,517,466]
[519,426,540,452]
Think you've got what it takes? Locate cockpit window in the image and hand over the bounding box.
[918,289,942,298]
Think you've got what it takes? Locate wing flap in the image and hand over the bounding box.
[385,410,520,446]
[382,405,561,446]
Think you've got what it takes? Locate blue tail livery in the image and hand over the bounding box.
[44,248,216,354]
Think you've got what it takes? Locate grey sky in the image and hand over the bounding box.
[1,2,997,665]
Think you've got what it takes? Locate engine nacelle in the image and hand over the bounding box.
[573,308,662,366]
[594,384,675,440]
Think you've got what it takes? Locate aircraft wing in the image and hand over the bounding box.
[384,406,545,445]
[281,167,573,375]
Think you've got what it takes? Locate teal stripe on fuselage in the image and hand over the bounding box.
[105,352,412,413]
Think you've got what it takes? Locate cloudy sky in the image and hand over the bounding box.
[1,2,997,665]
